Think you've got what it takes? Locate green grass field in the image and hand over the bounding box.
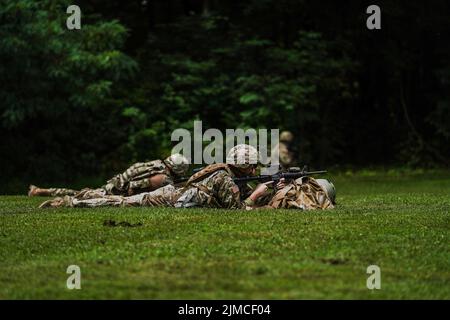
[1,171,449,299]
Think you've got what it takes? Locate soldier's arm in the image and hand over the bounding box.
[127,174,173,195]
[149,174,173,189]
[213,172,248,209]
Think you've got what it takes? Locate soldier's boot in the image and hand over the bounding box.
[28,185,38,196]
[28,185,53,197]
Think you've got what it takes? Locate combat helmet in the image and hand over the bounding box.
[280,131,294,143]
[316,179,336,204]
[226,144,259,170]
[164,153,190,176]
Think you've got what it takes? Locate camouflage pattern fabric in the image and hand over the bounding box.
[175,168,248,209]
[225,144,259,169]
[50,185,180,208]
[74,188,107,199]
[31,160,172,198]
[267,176,334,210]
[141,185,182,207]
[41,187,78,197]
[103,160,172,195]
[37,187,108,199]
[163,153,190,176]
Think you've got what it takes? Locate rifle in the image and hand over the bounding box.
[175,166,327,186]
[233,167,327,186]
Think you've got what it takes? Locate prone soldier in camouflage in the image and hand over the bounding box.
[34,153,189,202]
[39,145,332,210]
[49,171,336,210]
[40,184,181,208]
[174,144,278,209]
[39,145,274,209]
[40,145,267,209]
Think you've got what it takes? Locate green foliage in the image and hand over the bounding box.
[125,15,356,166]
[0,0,136,126]
[0,0,449,192]
[0,0,137,188]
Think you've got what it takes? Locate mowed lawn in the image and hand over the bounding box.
[0,171,449,299]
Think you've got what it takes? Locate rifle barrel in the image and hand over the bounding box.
[233,170,327,184]
[176,170,328,185]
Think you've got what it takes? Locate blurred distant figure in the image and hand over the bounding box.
[272,131,295,170]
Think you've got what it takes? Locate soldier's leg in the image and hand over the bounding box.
[74,188,107,199]
[28,185,79,197]
[73,185,178,207]
[71,195,127,208]
[141,185,179,207]
[39,195,126,208]
[39,185,178,209]
[71,185,178,208]
[66,192,152,208]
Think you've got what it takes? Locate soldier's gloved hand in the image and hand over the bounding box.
[276,178,286,190]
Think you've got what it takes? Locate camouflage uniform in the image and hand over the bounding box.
[45,184,181,208]
[102,160,171,195]
[40,164,255,209]
[30,187,79,197]
[38,146,264,210]
[174,142,262,209]
[31,154,190,199]
[174,165,253,209]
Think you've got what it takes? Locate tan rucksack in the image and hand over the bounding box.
[268,177,334,210]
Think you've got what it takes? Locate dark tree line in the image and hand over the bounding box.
[0,0,449,193]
